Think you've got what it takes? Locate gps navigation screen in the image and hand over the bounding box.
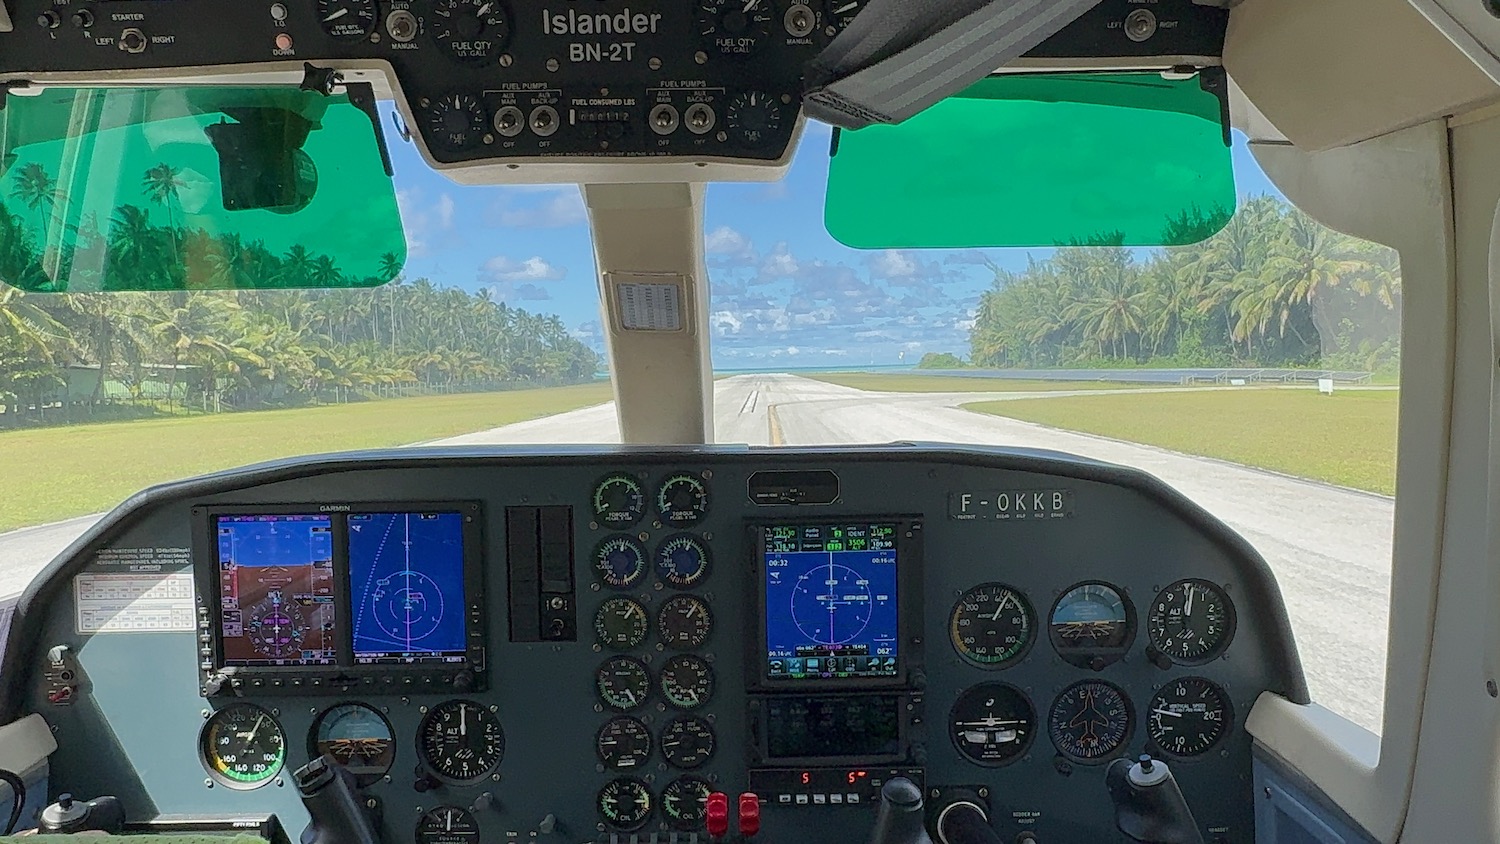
[763,523,899,680]
[215,514,337,666]
[348,511,468,664]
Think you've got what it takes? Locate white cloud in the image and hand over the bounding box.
[396,188,458,258]
[760,242,799,278]
[705,226,753,256]
[710,310,745,334]
[481,255,568,283]
[869,250,918,279]
[492,187,587,228]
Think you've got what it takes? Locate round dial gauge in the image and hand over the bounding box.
[660,716,716,769]
[656,534,711,588]
[1048,681,1133,763]
[418,699,504,781]
[316,0,377,40]
[429,0,511,62]
[657,474,710,527]
[594,473,646,527]
[596,716,653,771]
[594,535,649,589]
[1147,579,1235,664]
[598,777,653,830]
[660,654,715,709]
[949,683,1036,767]
[310,702,395,785]
[1050,582,1136,670]
[201,703,285,789]
[822,0,864,32]
[657,595,713,650]
[950,583,1035,668]
[596,656,652,711]
[426,93,487,151]
[695,0,775,57]
[663,776,713,829]
[416,807,480,844]
[1147,677,1232,757]
[595,597,650,650]
[725,91,783,147]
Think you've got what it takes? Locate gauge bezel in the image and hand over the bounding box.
[655,533,712,588]
[949,582,1036,669]
[199,702,287,790]
[595,715,654,771]
[315,0,378,41]
[662,775,714,829]
[428,0,513,62]
[416,807,480,844]
[659,653,717,709]
[657,594,713,650]
[1145,676,1235,759]
[655,472,712,527]
[1146,578,1237,666]
[597,776,654,831]
[594,596,651,651]
[660,715,717,769]
[948,682,1036,768]
[417,698,505,782]
[593,534,650,590]
[308,701,396,786]
[595,655,653,712]
[592,472,647,528]
[1047,580,1137,670]
[1046,679,1134,764]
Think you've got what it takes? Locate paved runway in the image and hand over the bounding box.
[0,374,1392,732]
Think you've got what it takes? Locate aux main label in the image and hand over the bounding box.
[541,8,664,36]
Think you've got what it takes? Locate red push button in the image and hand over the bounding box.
[706,792,730,838]
[738,792,761,837]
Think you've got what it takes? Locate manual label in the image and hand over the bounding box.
[74,571,195,633]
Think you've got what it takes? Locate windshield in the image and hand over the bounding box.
[0,108,1397,736]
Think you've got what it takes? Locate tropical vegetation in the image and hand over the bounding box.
[968,196,1403,372]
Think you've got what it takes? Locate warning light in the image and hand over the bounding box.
[801,771,811,785]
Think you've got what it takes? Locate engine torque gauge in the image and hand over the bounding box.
[596,656,651,711]
[657,594,713,649]
[416,807,480,844]
[593,473,646,527]
[200,703,286,789]
[316,0,377,40]
[663,776,713,829]
[950,583,1035,668]
[310,702,395,785]
[598,777,653,830]
[1048,680,1133,763]
[949,682,1035,767]
[429,0,511,62]
[418,699,505,781]
[596,716,653,771]
[1147,579,1235,664]
[660,716,716,769]
[595,597,649,650]
[656,474,710,527]
[660,654,715,709]
[1147,677,1232,757]
[594,535,649,589]
[656,534,711,587]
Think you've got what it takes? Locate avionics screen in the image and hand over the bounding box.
[763,523,899,680]
[765,695,902,759]
[215,514,337,666]
[348,511,468,664]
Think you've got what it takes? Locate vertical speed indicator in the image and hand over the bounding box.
[949,583,1035,668]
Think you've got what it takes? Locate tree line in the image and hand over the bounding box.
[0,163,600,425]
[968,196,1403,372]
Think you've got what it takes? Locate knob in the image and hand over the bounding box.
[71,9,94,27]
[35,11,59,28]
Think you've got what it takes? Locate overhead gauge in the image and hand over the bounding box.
[426,93,487,150]
[596,656,652,711]
[416,807,480,844]
[595,597,650,650]
[1147,579,1235,664]
[429,0,511,62]
[1147,677,1232,757]
[949,583,1034,668]
[1048,681,1133,763]
[596,716,653,771]
[949,683,1036,767]
[1050,582,1136,670]
[660,716,716,769]
[310,702,395,785]
[316,0,377,40]
[657,595,713,650]
[822,0,864,32]
[660,654,715,709]
[656,534,711,587]
[663,776,713,829]
[593,473,646,527]
[725,92,783,147]
[418,700,505,781]
[200,703,286,789]
[594,535,649,589]
[657,474,710,527]
[695,0,775,57]
[597,777,653,830]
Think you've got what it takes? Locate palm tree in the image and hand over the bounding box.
[10,162,59,236]
[141,163,186,233]
[0,285,66,358]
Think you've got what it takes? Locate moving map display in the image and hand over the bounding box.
[215,514,337,666]
[763,523,899,680]
[348,511,468,664]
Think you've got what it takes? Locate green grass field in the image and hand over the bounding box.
[965,389,1400,494]
[0,384,613,533]
[807,373,1148,393]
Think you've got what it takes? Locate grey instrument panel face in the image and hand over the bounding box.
[7,447,1300,844]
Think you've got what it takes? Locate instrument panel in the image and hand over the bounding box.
[0,445,1303,844]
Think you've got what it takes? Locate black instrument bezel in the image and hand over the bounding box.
[191,500,487,696]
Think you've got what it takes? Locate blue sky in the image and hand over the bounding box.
[389,114,1284,368]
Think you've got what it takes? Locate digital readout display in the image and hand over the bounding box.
[348,511,468,664]
[764,695,902,759]
[763,523,899,680]
[215,514,337,666]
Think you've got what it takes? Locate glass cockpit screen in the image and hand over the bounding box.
[763,523,899,680]
[348,511,468,664]
[215,514,337,666]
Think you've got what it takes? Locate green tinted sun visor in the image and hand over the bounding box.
[0,86,405,292]
[824,71,1237,249]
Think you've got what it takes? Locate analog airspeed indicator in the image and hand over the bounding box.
[1147,579,1235,664]
[950,583,1034,668]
